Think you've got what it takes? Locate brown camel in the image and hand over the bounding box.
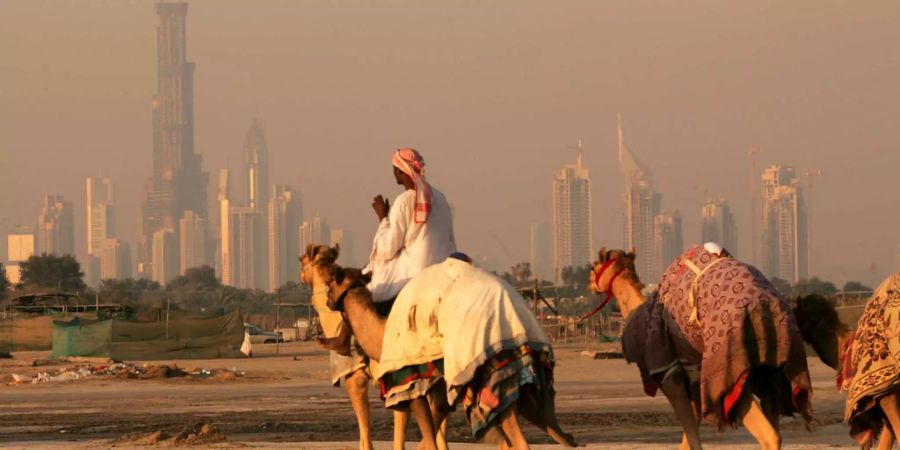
[794,291,900,450]
[301,244,447,450]
[307,244,575,450]
[588,247,812,450]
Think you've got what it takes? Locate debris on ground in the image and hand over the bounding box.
[113,423,226,447]
[580,349,624,359]
[0,351,12,359]
[7,362,245,386]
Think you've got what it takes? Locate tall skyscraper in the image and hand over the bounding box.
[244,119,270,211]
[38,195,75,256]
[86,177,115,256]
[179,210,206,274]
[760,165,808,283]
[151,229,177,285]
[652,211,683,282]
[701,198,738,254]
[529,222,553,283]
[100,238,132,280]
[218,170,234,285]
[140,2,208,278]
[268,185,300,291]
[231,207,265,289]
[619,115,660,280]
[552,141,592,284]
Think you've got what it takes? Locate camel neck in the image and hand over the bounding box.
[342,292,386,362]
[610,275,645,321]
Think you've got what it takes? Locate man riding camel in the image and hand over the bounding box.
[325,147,457,450]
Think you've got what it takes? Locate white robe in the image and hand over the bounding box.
[364,185,456,302]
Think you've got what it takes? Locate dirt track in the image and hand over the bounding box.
[0,342,858,449]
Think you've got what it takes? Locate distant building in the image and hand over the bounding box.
[140,2,208,279]
[300,214,331,252]
[760,165,808,283]
[86,177,115,256]
[179,210,206,274]
[7,228,35,262]
[268,185,300,291]
[652,211,683,281]
[243,119,270,289]
[619,115,660,280]
[701,198,737,254]
[151,229,177,285]
[330,229,356,267]
[231,207,266,290]
[38,195,75,256]
[552,141,592,284]
[529,222,553,282]
[6,226,35,285]
[100,238,132,280]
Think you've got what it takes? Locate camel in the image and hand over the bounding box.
[794,286,900,450]
[588,246,813,450]
[301,244,447,450]
[306,244,575,450]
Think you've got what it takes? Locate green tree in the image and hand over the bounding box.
[18,253,86,292]
[794,277,838,297]
[501,262,534,288]
[561,264,593,290]
[166,265,219,291]
[770,277,793,297]
[97,278,162,305]
[842,281,872,292]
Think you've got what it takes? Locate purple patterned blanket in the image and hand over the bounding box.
[622,245,813,427]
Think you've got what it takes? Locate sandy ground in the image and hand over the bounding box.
[0,342,859,449]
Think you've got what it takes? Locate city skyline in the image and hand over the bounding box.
[3,1,899,287]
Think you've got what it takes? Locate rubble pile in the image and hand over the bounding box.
[7,362,245,385]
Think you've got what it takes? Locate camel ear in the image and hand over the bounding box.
[629,246,637,259]
[304,244,316,259]
[598,247,607,263]
[333,243,341,260]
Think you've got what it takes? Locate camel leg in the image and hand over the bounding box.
[879,393,900,449]
[735,393,780,450]
[876,423,894,450]
[346,369,374,450]
[498,404,530,450]
[410,397,438,450]
[659,369,702,450]
[392,409,408,450]
[427,390,450,450]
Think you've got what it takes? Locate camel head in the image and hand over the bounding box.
[792,294,847,370]
[325,266,374,312]
[588,247,640,295]
[300,243,340,286]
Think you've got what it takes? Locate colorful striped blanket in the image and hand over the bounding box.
[842,273,900,449]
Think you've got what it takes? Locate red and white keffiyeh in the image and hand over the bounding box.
[392,148,432,224]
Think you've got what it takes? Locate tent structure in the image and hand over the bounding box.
[51,310,246,360]
[1,313,98,353]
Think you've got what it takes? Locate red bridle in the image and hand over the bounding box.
[577,258,626,322]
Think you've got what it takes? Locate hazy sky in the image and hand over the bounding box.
[2,1,899,285]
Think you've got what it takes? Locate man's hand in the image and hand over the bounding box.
[372,195,390,221]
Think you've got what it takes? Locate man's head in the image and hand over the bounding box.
[391,147,432,224]
[392,148,425,190]
[393,165,413,189]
